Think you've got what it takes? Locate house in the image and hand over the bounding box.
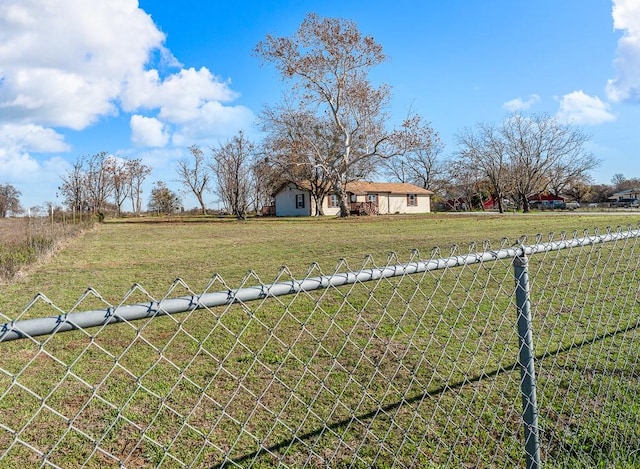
[608,188,640,207]
[274,181,434,217]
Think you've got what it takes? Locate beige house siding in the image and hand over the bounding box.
[388,193,430,214]
[321,199,341,216]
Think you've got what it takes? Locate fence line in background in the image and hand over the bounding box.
[1,226,639,467]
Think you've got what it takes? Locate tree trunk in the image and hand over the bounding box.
[497,193,504,214]
[336,185,350,217]
[312,194,325,216]
[196,194,207,215]
[339,198,350,217]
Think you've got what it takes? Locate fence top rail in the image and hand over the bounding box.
[2,226,639,342]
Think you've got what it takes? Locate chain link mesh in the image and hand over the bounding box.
[1,229,639,467]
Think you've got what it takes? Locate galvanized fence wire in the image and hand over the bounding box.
[1,227,639,467]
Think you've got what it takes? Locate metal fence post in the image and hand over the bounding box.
[513,249,541,469]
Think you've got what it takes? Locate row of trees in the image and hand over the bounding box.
[58,152,151,217]
[175,132,271,219]
[449,113,599,213]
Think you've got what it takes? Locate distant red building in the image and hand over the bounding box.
[528,192,565,209]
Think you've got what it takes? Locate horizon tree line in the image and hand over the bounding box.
[57,152,152,217]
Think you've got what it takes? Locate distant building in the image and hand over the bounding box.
[528,192,566,210]
[608,188,640,207]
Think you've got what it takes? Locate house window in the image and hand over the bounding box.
[328,194,339,208]
[407,194,417,206]
[367,194,378,204]
[295,194,305,209]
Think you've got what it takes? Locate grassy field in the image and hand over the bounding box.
[2,212,639,316]
[1,212,640,467]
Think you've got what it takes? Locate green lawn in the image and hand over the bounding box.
[2,212,639,316]
[1,212,639,467]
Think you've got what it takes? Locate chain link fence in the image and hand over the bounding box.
[1,227,640,467]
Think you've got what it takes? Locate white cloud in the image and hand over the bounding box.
[0,124,70,188]
[122,67,239,121]
[502,94,540,112]
[171,101,255,146]
[0,124,70,153]
[606,0,640,102]
[0,0,166,129]
[123,67,253,146]
[0,0,253,151]
[0,123,70,208]
[0,147,41,180]
[556,90,616,125]
[130,115,170,147]
[0,139,71,209]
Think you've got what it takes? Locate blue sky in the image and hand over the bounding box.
[1,0,639,211]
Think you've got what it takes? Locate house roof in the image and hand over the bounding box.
[609,188,640,199]
[276,180,434,196]
[345,181,434,195]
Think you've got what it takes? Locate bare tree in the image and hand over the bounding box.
[446,159,486,211]
[176,145,212,215]
[85,151,114,215]
[546,153,598,199]
[455,123,512,213]
[105,156,130,217]
[251,155,282,215]
[59,157,88,214]
[381,123,445,192]
[261,104,337,215]
[504,114,596,212]
[256,13,435,217]
[210,131,256,220]
[127,158,152,216]
[59,153,151,218]
[0,184,21,217]
[611,174,640,191]
[611,173,627,189]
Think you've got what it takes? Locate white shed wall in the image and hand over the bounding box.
[274,184,311,217]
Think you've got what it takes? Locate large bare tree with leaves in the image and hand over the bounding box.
[148,181,181,214]
[256,13,435,217]
[59,157,89,214]
[105,156,130,217]
[83,152,114,215]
